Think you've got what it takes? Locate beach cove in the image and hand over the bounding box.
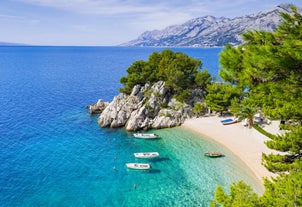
[183,115,280,191]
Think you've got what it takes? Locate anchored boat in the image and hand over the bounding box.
[204,152,223,158]
[133,133,158,139]
[134,152,159,159]
[126,163,151,170]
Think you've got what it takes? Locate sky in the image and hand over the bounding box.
[0,0,301,46]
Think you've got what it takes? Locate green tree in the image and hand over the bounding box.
[195,69,211,90]
[230,100,258,128]
[192,102,205,115]
[212,181,260,207]
[119,60,147,94]
[261,164,302,207]
[119,49,208,103]
[211,5,302,206]
[212,169,302,207]
[218,4,302,171]
[205,83,242,114]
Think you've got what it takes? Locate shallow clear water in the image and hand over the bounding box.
[0,46,261,206]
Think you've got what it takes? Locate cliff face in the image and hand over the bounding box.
[96,81,198,131]
[120,4,297,47]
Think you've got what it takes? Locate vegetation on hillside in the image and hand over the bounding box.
[119,49,211,103]
[209,5,302,206]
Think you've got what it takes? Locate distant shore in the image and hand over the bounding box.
[182,116,280,192]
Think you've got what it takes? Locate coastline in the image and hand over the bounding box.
[182,116,279,192]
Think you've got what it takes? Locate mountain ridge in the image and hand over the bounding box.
[120,4,300,47]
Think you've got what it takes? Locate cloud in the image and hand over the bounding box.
[17,0,209,18]
[0,14,26,20]
[16,0,212,31]
[17,0,163,14]
[0,13,40,25]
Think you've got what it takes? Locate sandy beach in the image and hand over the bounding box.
[183,116,280,190]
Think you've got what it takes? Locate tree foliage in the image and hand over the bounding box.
[261,163,302,207]
[205,83,242,114]
[212,181,260,207]
[192,101,205,115]
[119,50,211,102]
[219,5,302,172]
[230,100,259,128]
[212,168,302,207]
[211,5,302,206]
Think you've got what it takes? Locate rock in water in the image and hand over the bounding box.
[97,81,195,131]
[88,99,109,114]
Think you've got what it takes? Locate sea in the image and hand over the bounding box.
[0,46,262,207]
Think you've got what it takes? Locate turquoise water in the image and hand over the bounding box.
[0,46,261,206]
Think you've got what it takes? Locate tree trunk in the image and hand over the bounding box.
[248,118,254,128]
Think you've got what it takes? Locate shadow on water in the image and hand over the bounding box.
[148,169,161,174]
[149,157,170,163]
[133,138,162,142]
[126,169,161,174]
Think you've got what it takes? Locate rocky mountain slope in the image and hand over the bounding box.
[121,4,298,47]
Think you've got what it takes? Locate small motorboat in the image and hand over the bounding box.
[133,133,158,139]
[204,152,223,158]
[134,152,159,159]
[126,163,151,170]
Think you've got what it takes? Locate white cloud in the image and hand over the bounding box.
[0,13,40,25]
[0,14,26,20]
[17,0,166,15]
[16,0,210,31]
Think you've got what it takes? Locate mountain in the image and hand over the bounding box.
[0,42,27,46]
[121,4,299,47]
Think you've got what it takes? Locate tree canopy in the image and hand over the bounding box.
[212,5,302,206]
[218,5,302,172]
[205,83,242,114]
[119,50,211,102]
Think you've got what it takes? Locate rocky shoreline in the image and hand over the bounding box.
[89,81,205,131]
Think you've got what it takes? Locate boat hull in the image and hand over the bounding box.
[134,152,159,159]
[220,118,237,125]
[133,133,158,139]
[126,163,151,170]
[204,152,223,158]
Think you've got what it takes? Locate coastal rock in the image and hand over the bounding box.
[98,93,143,128]
[88,99,109,114]
[97,81,196,131]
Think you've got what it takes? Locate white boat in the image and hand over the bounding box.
[134,152,159,159]
[126,163,151,170]
[133,133,158,139]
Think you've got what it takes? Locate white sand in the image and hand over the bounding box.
[183,116,279,188]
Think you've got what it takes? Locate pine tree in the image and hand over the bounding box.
[212,5,302,206]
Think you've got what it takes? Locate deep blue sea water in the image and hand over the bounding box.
[0,46,261,207]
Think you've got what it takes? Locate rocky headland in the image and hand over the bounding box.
[90,81,205,131]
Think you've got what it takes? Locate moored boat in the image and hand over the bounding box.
[220,118,237,125]
[134,152,159,159]
[204,152,223,158]
[133,133,158,139]
[126,163,151,170]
